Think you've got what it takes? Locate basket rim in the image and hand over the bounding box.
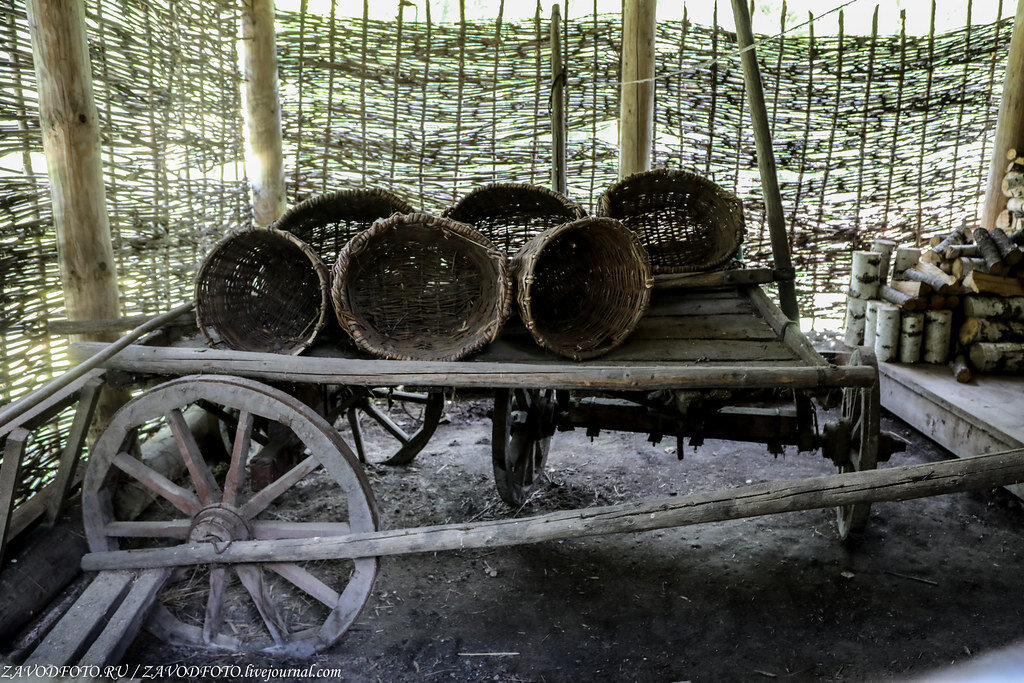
[442,182,587,221]
[195,226,331,356]
[596,168,744,274]
[272,187,415,231]
[513,215,652,361]
[331,212,512,362]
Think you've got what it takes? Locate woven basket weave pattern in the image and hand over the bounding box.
[332,213,511,362]
[514,216,651,361]
[598,169,744,274]
[444,183,586,255]
[196,228,330,355]
[272,188,413,265]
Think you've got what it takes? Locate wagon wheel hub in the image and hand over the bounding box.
[189,504,252,548]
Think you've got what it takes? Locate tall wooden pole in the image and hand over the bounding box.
[26,0,121,336]
[981,0,1024,230]
[550,4,567,195]
[618,0,657,179]
[239,0,287,226]
[731,0,800,322]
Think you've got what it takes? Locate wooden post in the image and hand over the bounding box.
[731,0,799,322]
[550,4,567,194]
[239,0,287,225]
[25,0,121,336]
[982,0,1024,229]
[618,0,656,179]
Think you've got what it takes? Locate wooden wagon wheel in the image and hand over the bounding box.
[82,375,379,656]
[835,347,880,542]
[328,387,444,465]
[492,388,557,507]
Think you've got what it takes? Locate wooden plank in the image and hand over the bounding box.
[628,314,776,342]
[651,268,784,290]
[44,377,102,526]
[81,448,1024,572]
[78,568,171,666]
[25,570,136,666]
[0,428,29,566]
[72,342,874,391]
[600,338,798,363]
[878,362,1024,500]
[645,296,755,317]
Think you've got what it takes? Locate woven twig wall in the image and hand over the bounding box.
[0,0,1014,504]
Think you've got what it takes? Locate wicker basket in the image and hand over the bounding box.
[513,216,652,361]
[443,183,586,255]
[196,228,331,355]
[271,188,414,265]
[332,213,511,361]
[597,169,744,274]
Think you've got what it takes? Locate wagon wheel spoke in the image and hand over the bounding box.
[267,563,340,608]
[112,451,201,516]
[235,564,289,646]
[203,566,228,645]
[223,410,253,506]
[104,519,192,539]
[346,408,368,463]
[361,402,411,443]
[167,408,222,506]
[250,521,351,540]
[239,454,321,520]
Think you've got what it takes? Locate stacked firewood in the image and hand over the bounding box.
[844,225,1024,381]
[843,239,955,366]
[996,148,1024,232]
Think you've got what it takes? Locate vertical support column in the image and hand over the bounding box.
[26,0,121,333]
[550,4,567,194]
[982,0,1024,229]
[730,0,799,322]
[239,0,286,226]
[618,0,656,179]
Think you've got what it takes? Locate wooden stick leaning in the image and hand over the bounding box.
[81,448,1024,571]
[0,301,196,433]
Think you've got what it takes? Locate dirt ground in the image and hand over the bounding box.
[80,393,1022,683]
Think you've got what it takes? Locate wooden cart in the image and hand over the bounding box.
[64,265,895,656]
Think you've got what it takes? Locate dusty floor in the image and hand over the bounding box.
[93,394,1024,683]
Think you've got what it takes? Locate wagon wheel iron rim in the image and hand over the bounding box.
[835,347,880,543]
[82,375,380,655]
[329,386,445,466]
[492,388,557,507]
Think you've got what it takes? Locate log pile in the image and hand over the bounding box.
[843,240,955,366]
[844,223,1024,382]
[997,148,1024,232]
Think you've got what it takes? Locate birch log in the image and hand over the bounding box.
[950,353,973,383]
[899,313,924,363]
[843,295,868,347]
[892,246,921,280]
[974,227,1008,275]
[922,310,952,364]
[870,239,897,284]
[873,303,901,362]
[991,227,1023,266]
[969,343,1024,373]
[953,257,987,281]
[962,296,1024,320]
[848,251,882,299]
[959,317,1024,345]
[863,300,880,345]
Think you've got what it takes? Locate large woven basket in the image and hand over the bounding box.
[271,188,414,265]
[332,213,511,361]
[597,169,744,274]
[513,216,652,361]
[443,183,586,255]
[196,228,330,355]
